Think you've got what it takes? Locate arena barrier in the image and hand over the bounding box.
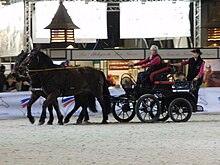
[0,87,219,119]
[0,87,125,119]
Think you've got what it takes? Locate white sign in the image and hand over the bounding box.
[65,49,145,60]
[120,1,191,38]
[0,2,24,57]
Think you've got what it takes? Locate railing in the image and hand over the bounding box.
[45,47,220,60]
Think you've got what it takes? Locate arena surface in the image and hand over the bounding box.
[1,113,220,165]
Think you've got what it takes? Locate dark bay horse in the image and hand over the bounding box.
[18,50,111,124]
[14,51,98,125]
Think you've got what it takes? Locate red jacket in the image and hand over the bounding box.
[134,54,161,69]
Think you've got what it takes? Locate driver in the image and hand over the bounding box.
[129,45,162,88]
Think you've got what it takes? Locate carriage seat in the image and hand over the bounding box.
[120,73,136,94]
[150,65,176,85]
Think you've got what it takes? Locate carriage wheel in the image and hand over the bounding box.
[168,98,192,122]
[158,105,169,121]
[112,96,136,122]
[135,94,160,123]
[149,103,169,121]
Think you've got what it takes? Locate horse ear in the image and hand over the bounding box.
[31,46,41,53]
[36,47,41,52]
[33,45,42,52]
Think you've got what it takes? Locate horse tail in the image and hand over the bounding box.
[87,94,98,113]
[100,71,112,114]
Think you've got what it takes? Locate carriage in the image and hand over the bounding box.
[14,49,203,124]
[111,64,202,123]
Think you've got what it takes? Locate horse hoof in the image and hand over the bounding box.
[38,121,45,125]
[64,118,70,124]
[58,121,64,125]
[101,120,108,124]
[83,120,91,124]
[28,117,35,124]
[47,121,53,125]
[76,120,82,124]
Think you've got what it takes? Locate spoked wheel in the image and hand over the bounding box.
[135,94,160,123]
[112,95,136,122]
[150,102,169,121]
[168,98,192,122]
[158,104,169,121]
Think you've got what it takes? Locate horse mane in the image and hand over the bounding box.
[38,51,58,67]
[16,50,27,62]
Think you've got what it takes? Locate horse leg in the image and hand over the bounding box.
[83,110,90,122]
[83,94,98,122]
[64,106,79,124]
[96,95,108,124]
[27,92,40,124]
[51,99,64,125]
[87,94,97,113]
[64,98,81,124]
[75,94,90,124]
[47,104,54,125]
[77,106,89,124]
[39,93,60,125]
[39,100,47,125]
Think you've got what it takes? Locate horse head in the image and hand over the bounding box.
[13,50,29,74]
[26,49,54,70]
[10,50,29,80]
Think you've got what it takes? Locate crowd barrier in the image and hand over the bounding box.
[0,87,219,119]
[0,88,125,119]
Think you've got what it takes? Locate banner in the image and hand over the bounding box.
[198,88,220,113]
[0,88,124,119]
[0,87,219,119]
[0,91,80,119]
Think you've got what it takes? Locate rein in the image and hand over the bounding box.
[28,66,79,72]
[28,72,38,78]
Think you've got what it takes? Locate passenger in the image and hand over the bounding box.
[129,45,162,87]
[4,74,18,92]
[107,74,116,87]
[173,48,205,104]
[203,64,213,87]
[203,64,220,87]
[175,72,186,81]
[0,64,6,92]
[16,74,31,91]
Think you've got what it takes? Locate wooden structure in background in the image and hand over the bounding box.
[45,1,79,48]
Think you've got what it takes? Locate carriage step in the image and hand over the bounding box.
[196,105,204,112]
